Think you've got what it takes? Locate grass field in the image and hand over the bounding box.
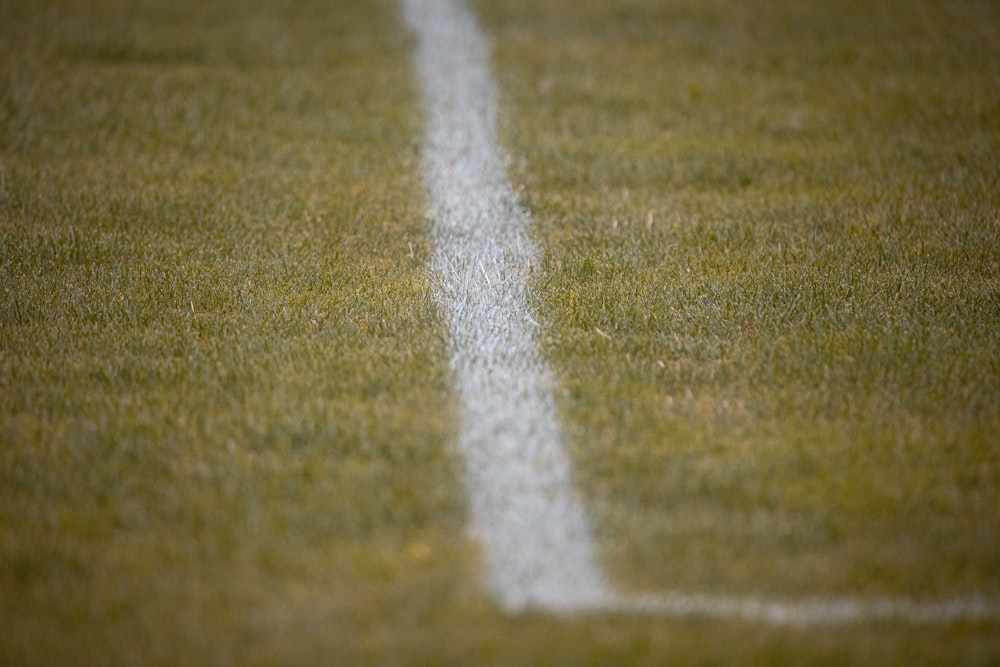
[2,0,999,664]
[480,0,1000,600]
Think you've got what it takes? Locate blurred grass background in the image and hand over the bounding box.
[2,0,999,663]
[1,0,481,663]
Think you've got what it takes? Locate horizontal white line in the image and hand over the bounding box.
[614,591,1000,625]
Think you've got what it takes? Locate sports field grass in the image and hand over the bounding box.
[480,0,1000,600]
[2,0,999,664]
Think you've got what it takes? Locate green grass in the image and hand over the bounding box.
[0,0,480,663]
[479,0,1000,609]
[2,0,1000,663]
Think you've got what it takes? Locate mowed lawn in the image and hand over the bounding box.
[1,0,999,665]
[480,0,1000,601]
[0,0,478,664]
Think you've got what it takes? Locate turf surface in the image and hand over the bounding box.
[479,0,1000,602]
[1,0,998,663]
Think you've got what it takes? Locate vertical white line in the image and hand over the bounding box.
[399,0,614,612]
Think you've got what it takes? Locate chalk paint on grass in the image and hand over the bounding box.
[400,0,614,613]
[400,0,1000,624]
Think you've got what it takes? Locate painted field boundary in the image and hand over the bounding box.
[399,0,1000,624]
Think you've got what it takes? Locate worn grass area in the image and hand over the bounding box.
[479,0,1000,652]
[3,0,999,663]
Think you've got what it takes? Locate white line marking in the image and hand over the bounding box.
[400,0,1000,623]
[400,0,613,613]
[616,591,1000,626]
